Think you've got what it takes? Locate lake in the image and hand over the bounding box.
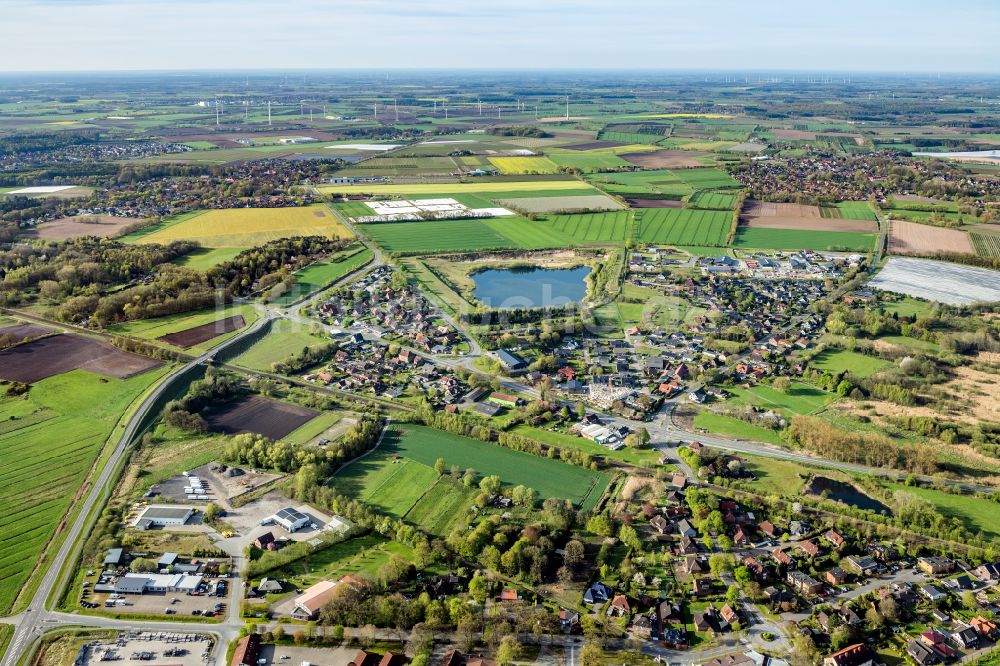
[472,266,590,309]
[807,476,892,515]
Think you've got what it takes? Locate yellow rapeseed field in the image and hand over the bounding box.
[139,205,352,248]
[487,156,560,174]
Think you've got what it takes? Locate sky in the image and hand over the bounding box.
[2,0,999,73]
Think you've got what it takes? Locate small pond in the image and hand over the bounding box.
[472,266,590,309]
[806,476,892,515]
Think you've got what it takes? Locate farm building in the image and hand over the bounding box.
[272,507,311,533]
[291,580,339,619]
[113,573,202,594]
[131,505,194,529]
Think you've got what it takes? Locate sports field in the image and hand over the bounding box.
[734,227,876,251]
[390,425,611,509]
[634,208,732,246]
[135,205,352,247]
[0,365,171,613]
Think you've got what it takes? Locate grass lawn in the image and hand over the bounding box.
[878,334,940,353]
[135,205,352,247]
[282,411,345,446]
[741,454,809,495]
[268,247,373,305]
[727,382,833,416]
[734,227,876,252]
[692,411,785,446]
[403,478,477,537]
[334,451,438,519]
[375,424,611,510]
[0,365,172,613]
[230,320,328,372]
[171,247,245,270]
[880,297,933,319]
[811,349,891,378]
[885,483,1000,541]
[256,534,417,588]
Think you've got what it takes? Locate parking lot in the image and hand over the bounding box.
[79,633,213,666]
[91,581,230,618]
[256,644,362,666]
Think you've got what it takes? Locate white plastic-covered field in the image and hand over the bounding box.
[357,198,513,223]
[326,144,401,151]
[8,185,76,194]
[870,257,1000,305]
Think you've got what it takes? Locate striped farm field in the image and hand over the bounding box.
[360,216,579,254]
[135,205,352,248]
[487,156,560,174]
[634,208,732,246]
[687,191,738,210]
[317,179,592,196]
[0,366,172,613]
[539,212,632,243]
[970,230,1000,258]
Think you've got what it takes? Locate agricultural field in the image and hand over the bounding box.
[734,227,876,251]
[545,150,632,172]
[499,194,624,213]
[0,333,162,383]
[672,167,742,189]
[107,304,258,350]
[538,212,632,243]
[810,349,891,378]
[828,201,878,221]
[317,179,594,197]
[0,365,172,613]
[204,395,319,440]
[888,219,973,255]
[367,425,612,510]
[686,191,737,210]
[359,216,583,254]
[487,156,560,174]
[870,257,1000,305]
[969,227,1000,258]
[633,208,733,246]
[134,205,352,247]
